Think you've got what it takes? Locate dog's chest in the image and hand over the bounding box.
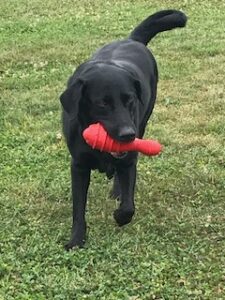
[96,159,115,179]
[84,153,116,179]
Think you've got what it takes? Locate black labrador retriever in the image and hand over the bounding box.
[60,10,187,250]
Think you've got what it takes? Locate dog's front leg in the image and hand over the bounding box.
[65,159,91,250]
[114,162,136,226]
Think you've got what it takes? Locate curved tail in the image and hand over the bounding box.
[129,10,187,45]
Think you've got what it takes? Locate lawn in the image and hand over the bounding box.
[0,0,225,299]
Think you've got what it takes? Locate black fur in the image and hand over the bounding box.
[60,10,187,250]
[129,10,187,45]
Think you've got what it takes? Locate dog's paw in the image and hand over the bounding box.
[64,238,85,251]
[65,223,87,251]
[113,208,134,226]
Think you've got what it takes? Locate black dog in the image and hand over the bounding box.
[60,10,187,250]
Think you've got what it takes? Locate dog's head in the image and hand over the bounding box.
[60,64,142,142]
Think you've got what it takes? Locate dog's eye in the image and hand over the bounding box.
[125,98,134,110]
[121,94,134,108]
[96,100,108,109]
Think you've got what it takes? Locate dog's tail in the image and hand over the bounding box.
[129,10,187,46]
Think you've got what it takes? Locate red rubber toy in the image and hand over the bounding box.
[83,123,162,156]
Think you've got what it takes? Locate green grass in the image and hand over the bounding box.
[1,0,225,299]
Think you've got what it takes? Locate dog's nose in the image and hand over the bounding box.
[118,127,136,142]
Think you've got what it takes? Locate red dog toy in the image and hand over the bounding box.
[83,123,162,156]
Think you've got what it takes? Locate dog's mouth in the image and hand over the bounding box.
[110,152,128,159]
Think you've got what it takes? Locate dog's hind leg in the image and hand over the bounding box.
[109,173,121,200]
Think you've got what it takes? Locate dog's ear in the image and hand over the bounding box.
[134,79,143,104]
[126,71,143,103]
[60,78,85,120]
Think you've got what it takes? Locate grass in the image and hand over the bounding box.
[0,0,225,299]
